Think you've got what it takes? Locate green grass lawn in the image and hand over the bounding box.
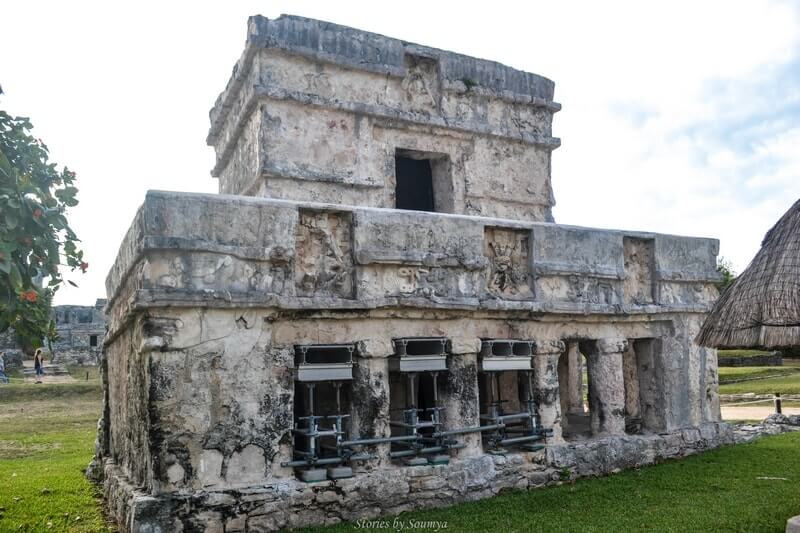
[719,366,800,395]
[65,366,101,382]
[311,432,800,533]
[719,366,800,381]
[0,382,108,532]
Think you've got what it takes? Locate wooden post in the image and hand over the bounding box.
[774,393,782,414]
[86,371,89,381]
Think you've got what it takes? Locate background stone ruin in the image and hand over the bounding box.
[50,299,106,366]
[0,299,106,368]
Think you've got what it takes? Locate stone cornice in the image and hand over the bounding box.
[104,192,722,338]
[208,15,561,147]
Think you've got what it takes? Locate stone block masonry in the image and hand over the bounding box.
[0,299,105,367]
[94,15,728,532]
[102,424,732,531]
[96,191,725,531]
[207,15,560,222]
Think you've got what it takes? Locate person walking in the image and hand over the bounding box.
[0,351,8,384]
[33,348,45,383]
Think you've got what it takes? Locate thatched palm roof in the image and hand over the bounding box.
[697,198,800,349]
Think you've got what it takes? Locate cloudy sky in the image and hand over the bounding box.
[2,1,799,305]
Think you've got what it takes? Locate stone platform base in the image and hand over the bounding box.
[101,422,733,532]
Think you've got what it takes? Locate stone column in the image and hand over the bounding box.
[557,353,570,428]
[351,345,392,470]
[566,341,585,415]
[586,338,627,437]
[635,338,666,432]
[531,340,566,443]
[622,341,640,419]
[443,352,481,457]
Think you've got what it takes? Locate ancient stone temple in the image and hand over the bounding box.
[96,15,731,532]
[51,299,106,366]
[0,299,106,368]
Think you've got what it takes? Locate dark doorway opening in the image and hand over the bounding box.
[395,156,435,212]
[416,373,437,411]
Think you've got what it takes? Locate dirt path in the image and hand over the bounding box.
[721,404,800,420]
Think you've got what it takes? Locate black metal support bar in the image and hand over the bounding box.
[433,424,505,438]
[281,452,374,468]
[340,435,420,447]
[389,443,466,458]
[499,435,544,446]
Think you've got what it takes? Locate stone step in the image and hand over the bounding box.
[23,364,70,376]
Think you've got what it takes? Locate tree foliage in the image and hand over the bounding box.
[0,108,85,349]
[716,256,736,293]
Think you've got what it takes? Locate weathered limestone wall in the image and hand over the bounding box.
[105,191,720,314]
[104,319,151,487]
[102,420,733,531]
[148,310,295,493]
[94,190,726,531]
[98,306,729,531]
[207,15,560,221]
[0,329,24,370]
[102,307,726,498]
[659,314,721,430]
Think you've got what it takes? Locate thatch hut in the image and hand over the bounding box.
[697,198,800,349]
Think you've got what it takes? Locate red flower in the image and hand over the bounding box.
[80,262,89,273]
[33,208,43,219]
[19,290,37,303]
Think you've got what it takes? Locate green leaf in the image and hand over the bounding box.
[0,110,84,340]
[9,262,22,289]
[5,211,18,229]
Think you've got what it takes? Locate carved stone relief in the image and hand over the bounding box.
[295,210,354,298]
[416,267,470,299]
[483,227,533,300]
[566,275,617,305]
[145,252,288,294]
[623,237,655,305]
[658,282,718,306]
[358,264,481,301]
[401,54,440,112]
